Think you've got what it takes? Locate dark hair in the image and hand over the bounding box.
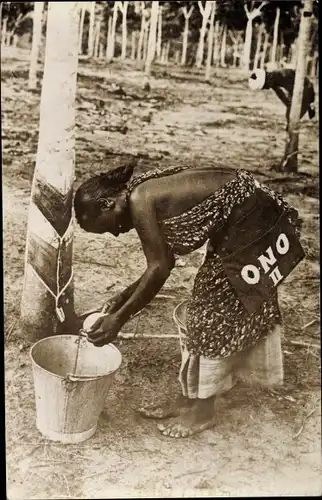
[74,164,134,223]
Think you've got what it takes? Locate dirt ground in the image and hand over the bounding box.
[3,47,321,498]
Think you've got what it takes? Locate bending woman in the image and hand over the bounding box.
[74,165,304,438]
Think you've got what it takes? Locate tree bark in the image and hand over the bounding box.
[253,23,264,70]
[28,2,44,90]
[260,31,269,69]
[137,3,148,61]
[120,1,129,60]
[78,4,85,55]
[220,23,227,68]
[1,16,7,46]
[88,1,95,57]
[131,31,136,60]
[281,0,314,172]
[93,20,100,58]
[212,20,220,66]
[156,4,162,60]
[181,5,194,66]
[270,6,280,69]
[290,39,298,67]
[143,21,149,61]
[205,1,216,81]
[106,15,112,58]
[21,1,80,341]
[0,3,3,44]
[195,0,213,69]
[242,1,267,70]
[145,0,159,75]
[106,1,118,62]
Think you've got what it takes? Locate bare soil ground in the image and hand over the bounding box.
[3,47,321,498]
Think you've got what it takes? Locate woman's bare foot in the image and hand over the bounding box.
[137,394,194,419]
[157,397,216,438]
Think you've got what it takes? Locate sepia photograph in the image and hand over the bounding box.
[2,0,320,498]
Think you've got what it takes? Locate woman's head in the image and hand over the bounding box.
[74,164,134,235]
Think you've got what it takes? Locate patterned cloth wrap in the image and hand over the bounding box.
[127,167,303,361]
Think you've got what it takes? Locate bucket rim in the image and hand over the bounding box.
[30,334,122,381]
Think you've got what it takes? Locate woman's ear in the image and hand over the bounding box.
[99,198,115,210]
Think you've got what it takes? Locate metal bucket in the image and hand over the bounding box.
[30,335,122,444]
[173,300,188,350]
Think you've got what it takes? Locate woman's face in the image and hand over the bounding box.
[77,202,129,237]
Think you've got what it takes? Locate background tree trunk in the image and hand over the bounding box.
[28,2,44,90]
[143,21,149,61]
[21,1,80,341]
[270,6,280,69]
[242,17,253,70]
[212,20,220,66]
[106,15,112,58]
[156,4,162,60]
[137,4,148,61]
[281,0,313,172]
[120,1,129,60]
[0,2,2,45]
[260,31,269,69]
[205,1,216,81]
[195,1,213,69]
[131,31,136,60]
[106,2,118,62]
[88,1,95,57]
[145,0,159,75]
[78,4,85,55]
[220,23,227,67]
[242,2,267,70]
[253,23,264,70]
[181,5,194,66]
[1,16,7,46]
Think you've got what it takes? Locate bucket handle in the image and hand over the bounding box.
[65,373,104,383]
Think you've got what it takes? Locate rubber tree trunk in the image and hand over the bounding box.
[131,31,136,60]
[21,1,80,341]
[156,4,162,60]
[212,20,220,66]
[137,3,147,61]
[242,18,253,70]
[28,2,44,90]
[106,2,118,63]
[195,0,213,69]
[0,4,3,45]
[205,1,216,81]
[242,1,267,70]
[281,0,314,172]
[78,4,85,55]
[143,21,149,61]
[93,20,100,58]
[106,16,112,57]
[2,17,8,46]
[220,23,227,68]
[119,1,129,60]
[260,31,269,69]
[181,5,194,65]
[253,23,264,70]
[88,1,95,57]
[270,7,280,69]
[145,0,159,75]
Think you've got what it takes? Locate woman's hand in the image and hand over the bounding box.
[87,313,122,347]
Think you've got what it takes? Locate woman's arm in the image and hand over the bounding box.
[106,278,142,313]
[113,185,175,327]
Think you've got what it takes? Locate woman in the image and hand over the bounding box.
[74,164,304,438]
[249,68,315,131]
